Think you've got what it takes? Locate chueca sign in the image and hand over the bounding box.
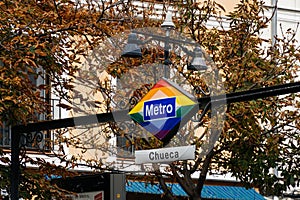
[135,145,195,164]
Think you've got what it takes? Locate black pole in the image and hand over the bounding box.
[216,81,300,105]
[11,127,20,200]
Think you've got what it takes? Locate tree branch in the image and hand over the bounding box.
[195,148,215,196]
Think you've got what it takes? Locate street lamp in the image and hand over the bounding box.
[121,10,207,74]
[121,33,142,58]
[161,10,175,69]
[161,10,176,30]
[187,47,208,72]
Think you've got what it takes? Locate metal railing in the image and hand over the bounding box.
[0,98,64,149]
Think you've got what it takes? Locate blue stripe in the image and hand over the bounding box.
[126,181,265,200]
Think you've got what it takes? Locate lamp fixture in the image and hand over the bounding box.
[187,47,208,72]
[161,10,175,30]
[121,33,142,58]
[121,11,208,74]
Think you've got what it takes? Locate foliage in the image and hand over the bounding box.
[0,0,139,198]
[160,0,300,199]
[206,1,300,197]
[0,0,300,199]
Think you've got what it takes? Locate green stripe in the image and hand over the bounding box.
[176,105,194,117]
[129,112,144,123]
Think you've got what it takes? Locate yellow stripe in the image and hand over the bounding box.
[129,86,196,115]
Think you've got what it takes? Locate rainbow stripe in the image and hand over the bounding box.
[129,78,197,144]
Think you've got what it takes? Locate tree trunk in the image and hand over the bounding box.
[156,169,178,200]
[194,149,215,200]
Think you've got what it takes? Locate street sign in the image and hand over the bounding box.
[135,145,195,164]
[129,78,198,144]
[69,191,104,200]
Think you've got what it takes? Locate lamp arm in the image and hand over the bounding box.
[176,43,194,57]
[194,85,210,96]
[134,37,154,46]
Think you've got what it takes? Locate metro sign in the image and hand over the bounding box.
[143,97,176,121]
[129,78,198,144]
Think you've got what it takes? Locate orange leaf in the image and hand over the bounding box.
[35,49,47,57]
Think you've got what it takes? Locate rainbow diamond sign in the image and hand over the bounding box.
[129,78,198,144]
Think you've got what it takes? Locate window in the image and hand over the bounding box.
[0,68,63,151]
[0,123,10,148]
[117,135,135,158]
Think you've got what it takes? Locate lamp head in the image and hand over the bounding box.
[121,33,142,58]
[161,11,175,29]
[188,47,207,72]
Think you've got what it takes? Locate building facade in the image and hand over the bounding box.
[1,0,299,199]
